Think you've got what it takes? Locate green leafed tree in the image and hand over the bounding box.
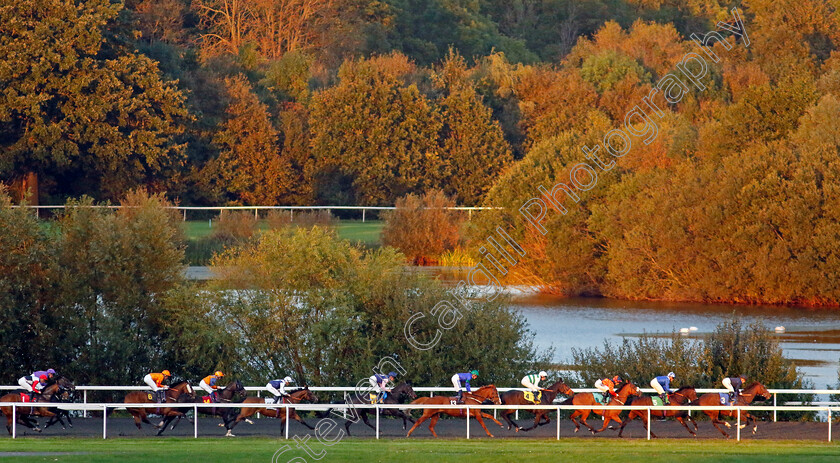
[0,0,190,201]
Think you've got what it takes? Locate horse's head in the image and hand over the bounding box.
[476,384,501,405]
[170,381,195,398]
[394,382,417,401]
[673,386,697,403]
[294,386,318,403]
[618,381,641,398]
[743,382,770,401]
[56,376,76,392]
[549,380,574,396]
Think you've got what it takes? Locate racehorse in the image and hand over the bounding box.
[124,380,195,435]
[617,386,698,437]
[40,377,77,430]
[693,381,770,437]
[500,380,575,432]
[227,387,318,437]
[0,389,57,435]
[193,380,246,431]
[327,382,417,436]
[561,381,642,434]
[406,385,504,438]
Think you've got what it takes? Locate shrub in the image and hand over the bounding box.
[212,210,257,240]
[382,190,464,264]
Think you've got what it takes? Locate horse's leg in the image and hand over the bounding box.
[501,410,519,431]
[579,410,598,434]
[478,412,503,427]
[618,410,639,437]
[569,410,582,433]
[706,412,730,438]
[156,415,175,436]
[359,410,376,431]
[676,416,696,436]
[593,412,615,433]
[472,411,494,438]
[406,412,432,437]
[428,413,441,438]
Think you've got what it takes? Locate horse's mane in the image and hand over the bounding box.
[617,381,634,392]
[674,385,694,393]
[547,380,566,389]
[170,380,189,388]
[743,381,763,390]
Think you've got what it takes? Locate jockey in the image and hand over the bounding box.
[266,376,294,403]
[369,371,397,401]
[722,375,746,401]
[521,371,548,392]
[451,370,479,403]
[144,370,171,402]
[31,369,57,384]
[17,375,46,397]
[200,371,225,400]
[595,375,622,403]
[651,372,675,404]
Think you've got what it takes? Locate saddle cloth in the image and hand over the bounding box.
[523,391,542,404]
[651,396,664,407]
[202,395,213,404]
[20,393,31,403]
[594,393,609,405]
[718,393,734,405]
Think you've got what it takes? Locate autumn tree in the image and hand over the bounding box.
[203,75,294,205]
[0,0,189,201]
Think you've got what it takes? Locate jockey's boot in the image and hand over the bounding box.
[660,393,669,405]
[728,392,735,402]
[456,392,463,404]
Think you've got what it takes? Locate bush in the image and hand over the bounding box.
[382,190,464,264]
[212,210,257,240]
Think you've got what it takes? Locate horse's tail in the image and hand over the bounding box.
[559,396,575,406]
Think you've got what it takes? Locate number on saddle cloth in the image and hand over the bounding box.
[20,393,31,403]
[718,393,734,405]
[523,391,542,404]
[651,396,664,407]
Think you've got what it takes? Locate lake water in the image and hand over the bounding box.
[514,295,840,388]
[414,267,840,388]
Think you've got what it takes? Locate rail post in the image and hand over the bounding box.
[103,405,107,439]
[466,406,470,439]
[556,406,561,440]
[829,407,832,442]
[83,390,88,418]
[11,404,15,439]
[362,209,366,223]
[647,407,651,440]
[285,404,290,439]
[736,407,741,441]
[375,405,380,440]
[773,393,777,422]
[194,405,198,438]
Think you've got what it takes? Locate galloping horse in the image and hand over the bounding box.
[561,381,642,434]
[618,386,698,437]
[318,382,416,436]
[227,387,318,437]
[406,385,504,438]
[40,377,77,430]
[193,380,246,432]
[694,381,770,437]
[500,380,575,432]
[124,380,195,435]
[0,389,57,435]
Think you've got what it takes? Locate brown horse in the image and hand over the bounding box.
[618,386,698,437]
[561,381,642,434]
[227,387,318,437]
[406,385,504,438]
[693,381,770,437]
[124,380,195,435]
[38,378,76,430]
[0,390,57,435]
[317,382,417,436]
[500,380,575,432]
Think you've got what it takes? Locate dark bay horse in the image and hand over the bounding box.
[561,381,642,434]
[329,382,417,436]
[0,390,57,435]
[618,386,698,437]
[694,381,770,437]
[40,377,77,430]
[227,387,318,437]
[124,380,195,435]
[406,385,504,438]
[193,380,246,432]
[500,380,575,432]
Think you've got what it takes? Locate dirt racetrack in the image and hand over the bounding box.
[5,412,837,441]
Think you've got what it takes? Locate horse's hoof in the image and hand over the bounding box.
[245,419,254,425]
[738,424,746,429]
[218,423,225,428]
[724,422,731,428]
[574,428,579,433]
